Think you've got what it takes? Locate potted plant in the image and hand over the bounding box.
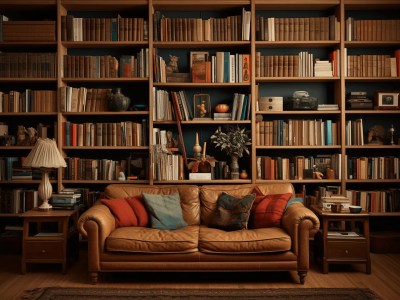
[210,125,251,179]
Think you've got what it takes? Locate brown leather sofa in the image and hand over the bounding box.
[78,183,320,284]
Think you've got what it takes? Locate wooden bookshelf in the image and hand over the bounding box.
[0,0,399,249]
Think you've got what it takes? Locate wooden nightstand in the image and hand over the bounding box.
[21,209,79,274]
[311,205,371,274]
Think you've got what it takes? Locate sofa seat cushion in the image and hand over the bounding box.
[106,225,199,254]
[199,226,291,254]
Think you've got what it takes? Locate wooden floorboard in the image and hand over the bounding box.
[0,250,399,300]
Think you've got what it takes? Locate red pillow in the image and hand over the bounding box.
[250,187,292,228]
[101,198,138,227]
[126,195,149,227]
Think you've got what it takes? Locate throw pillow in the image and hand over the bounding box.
[250,187,292,228]
[126,195,149,227]
[285,197,303,211]
[209,192,255,231]
[142,193,188,230]
[100,198,138,227]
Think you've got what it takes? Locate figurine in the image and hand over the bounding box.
[17,125,29,146]
[367,125,386,145]
[389,124,396,145]
[118,172,126,181]
[26,127,37,145]
[166,55,179,73]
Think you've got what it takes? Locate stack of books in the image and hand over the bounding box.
[51,189,82,210]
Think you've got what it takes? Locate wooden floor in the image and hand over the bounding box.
[0,250,400,300]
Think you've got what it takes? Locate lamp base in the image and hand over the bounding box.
[38,201,52,210]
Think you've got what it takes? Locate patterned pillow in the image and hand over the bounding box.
[249,187,293,228]
[209,192,256,231]
[142,193,188,230]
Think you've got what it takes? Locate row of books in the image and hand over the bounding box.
[345,18,400,41]
[345,50,400,77]
[60,87,111,113]
[152,146,184,181]
[63,157,126,181]
[62,54,147,78]
[0,157,55,181]
[154,51,251,83]
[153,8,250,42]
[51,189,82,210]
[346,189,400,213]
[255,15,339,41]
[62,120,147,147]
[255,51,338,78]
[61,15,148,42]
[345,119,364,146]
[0,52,57,78]
[256,154,342,180]
[119,50,150,78]
[0,188,38,213]
[346,156,399,180]
[0,90,57,113]
[255,119,339,146]
[153,88,175,121]
[1,20,55,42]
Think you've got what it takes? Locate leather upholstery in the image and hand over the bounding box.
[78,183,319,284]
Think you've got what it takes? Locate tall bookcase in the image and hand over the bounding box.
[1,0,399,251]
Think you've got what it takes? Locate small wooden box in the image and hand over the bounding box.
[258,97,283,111]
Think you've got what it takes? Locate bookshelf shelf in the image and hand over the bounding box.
[153,41,251,49]
[153,83,251,88]
[62,78,149,83]
[62,41,149,48]
[256,77,340,82]
[256,145,342,149]
[62,146,149,150]
[256,110,341,115]
[255,41,340,48]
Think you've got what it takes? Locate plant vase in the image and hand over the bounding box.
[230,154,240,179]
[107,88,131,112]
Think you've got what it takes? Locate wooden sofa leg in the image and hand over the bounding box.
[298,271,306,284]
[90,272,99,284]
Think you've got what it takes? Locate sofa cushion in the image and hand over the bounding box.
[105,184,200,226]
[209,192,255,231]
[143,192,188,230]
[200,183,295,226]
[199,226,291,254]
[106,225,199,253]
[250,187,292,228]
[126,195,149,227]
[100,198,139,227]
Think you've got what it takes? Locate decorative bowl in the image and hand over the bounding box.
[349,205,362,214]
[214,104,230,113]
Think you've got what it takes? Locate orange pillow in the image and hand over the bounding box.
[249,187,292,228]
[101,198,138,227]
[126,195,149,227]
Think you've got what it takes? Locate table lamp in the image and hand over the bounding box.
[23,138,67,210]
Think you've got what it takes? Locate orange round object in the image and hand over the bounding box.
[215,104,230,113]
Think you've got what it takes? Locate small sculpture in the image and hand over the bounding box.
[17,125,29,146]
[26,127,37,145]
[166,55,179,73]
[118,172,126,181]
[367,125,386,145]
[389,124,396,145]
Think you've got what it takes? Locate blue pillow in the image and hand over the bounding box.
[142,193,187,230]
[285,197,303,211]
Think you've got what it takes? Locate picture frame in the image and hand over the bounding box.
[374,91,399,110]
[193,94,211,119]
[189,51,209,68]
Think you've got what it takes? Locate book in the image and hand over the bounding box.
[189,173,212,180]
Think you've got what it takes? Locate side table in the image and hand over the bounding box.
[21,208,79,274]
[311,205,371,274]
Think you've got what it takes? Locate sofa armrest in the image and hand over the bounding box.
[282,202,320,241]
[78,204,116,252]
[281,202,320,278]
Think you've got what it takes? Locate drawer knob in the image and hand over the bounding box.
[42,250,46,253]
[345,250,349,254]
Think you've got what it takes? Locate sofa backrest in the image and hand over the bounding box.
[199,183,295,226]
[104,184,200,226]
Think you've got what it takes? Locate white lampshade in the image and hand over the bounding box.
[23,138,66,210]
[23,138,66,169]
